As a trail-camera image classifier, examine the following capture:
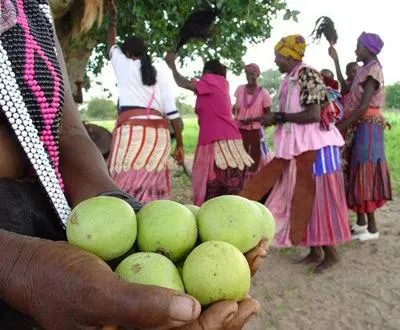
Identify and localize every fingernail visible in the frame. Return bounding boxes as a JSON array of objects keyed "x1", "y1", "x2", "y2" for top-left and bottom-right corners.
[{"x1": 170, "y1": 295, "x2": 197, "y2": 322}]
